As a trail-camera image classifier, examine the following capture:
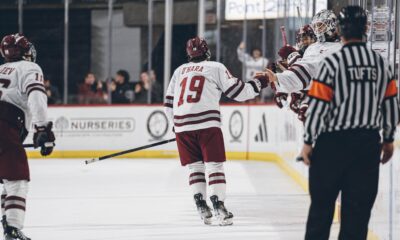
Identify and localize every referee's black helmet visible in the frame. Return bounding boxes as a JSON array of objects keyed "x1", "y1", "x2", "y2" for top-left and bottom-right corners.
[{"x1": 338, "y1": 6, "x2": 367, "y2": 40}]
